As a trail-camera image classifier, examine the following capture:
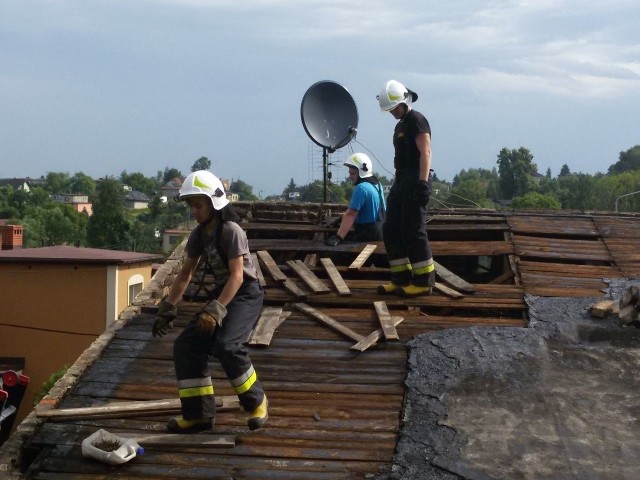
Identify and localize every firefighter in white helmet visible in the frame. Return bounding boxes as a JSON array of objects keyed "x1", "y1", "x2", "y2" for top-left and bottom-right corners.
[
  {"x1": 325, "y1": 152, "x2": 386, "y2": 245},
  {"x1": 376, "y1": 80, "x2": 435, "y2": 296},
  {"x1": 152, "y1": 170, "x2": 268, "y2": 433}
]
